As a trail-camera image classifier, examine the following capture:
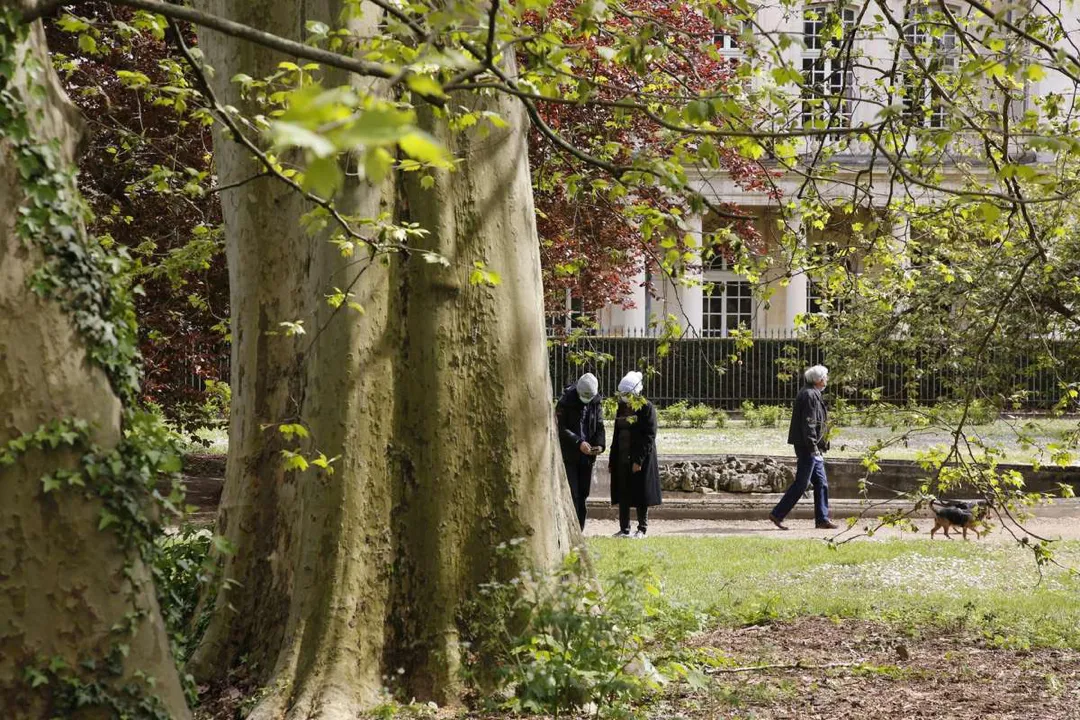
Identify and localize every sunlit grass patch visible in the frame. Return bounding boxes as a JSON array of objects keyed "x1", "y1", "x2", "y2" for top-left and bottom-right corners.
[{"x1": 590, "y1": 536, "x2": 1080, "y2": 650}]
